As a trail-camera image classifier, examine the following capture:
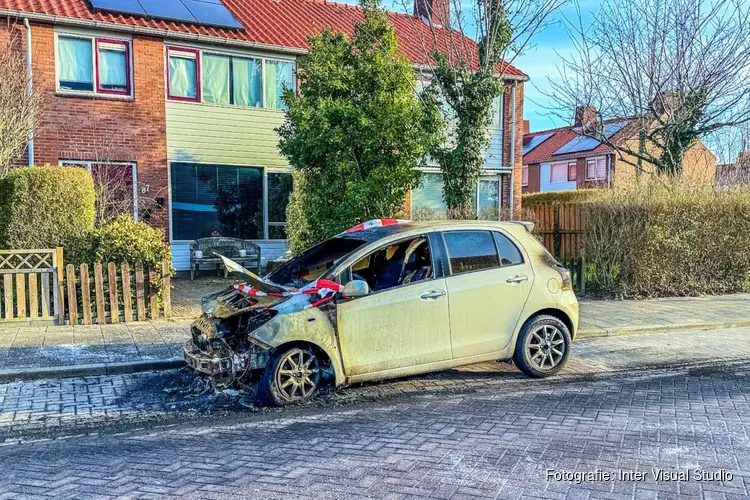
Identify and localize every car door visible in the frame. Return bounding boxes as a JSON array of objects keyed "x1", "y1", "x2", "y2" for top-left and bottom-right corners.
[
  {"x1": 442, "y1": 230, "x2": 534, "y2": 359},
  {"x1": 336, "y1": 235, "x2": 452, "y2": 377}
]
